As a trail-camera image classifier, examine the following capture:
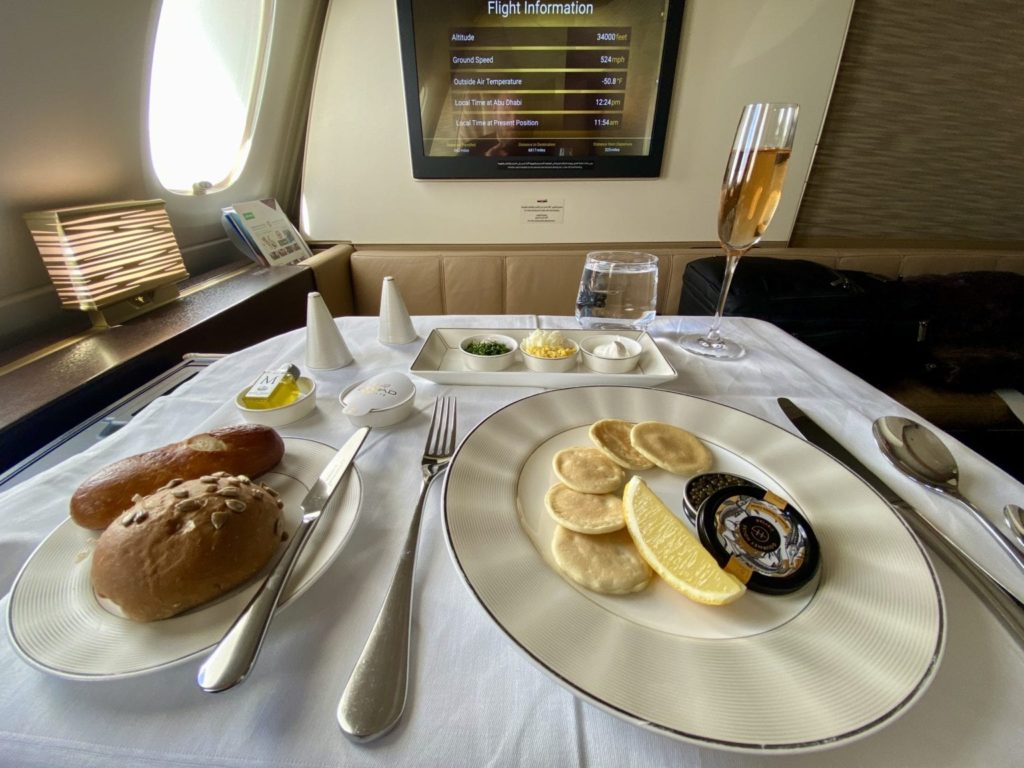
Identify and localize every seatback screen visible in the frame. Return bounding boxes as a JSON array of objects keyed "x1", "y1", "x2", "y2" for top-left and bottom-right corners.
[{"x1": 397, "y1": 0, "x2": 685, "y2": 178}]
